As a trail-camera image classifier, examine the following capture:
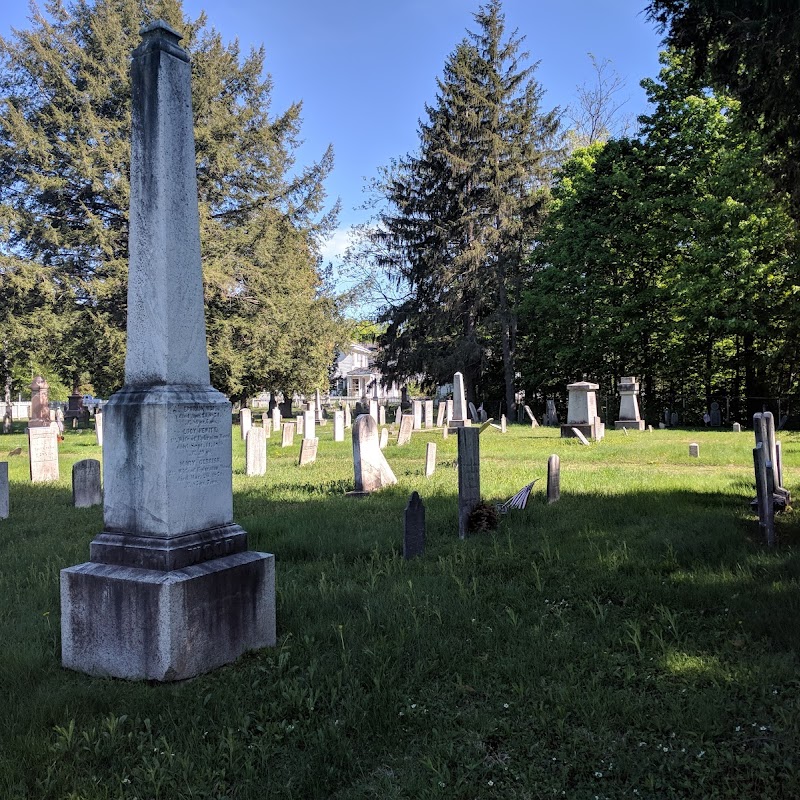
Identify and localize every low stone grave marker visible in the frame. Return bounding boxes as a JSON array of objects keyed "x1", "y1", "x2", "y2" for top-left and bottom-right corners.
[
  {"x1": 352, "y1": 414, "x2": 397, "y2": 493},
  {"x1": 425, "y1": 442, "x2": 437, "y2": 477},
  {"x1": 379, "y1": 428, "x2": 389, "y2": 450},
  {"x1": 28, "y1": 426, "x2": 59, "y2": 482},
  {"x1": 457, "y1": 427, "x2": 480, "y2": 539},
  {"x1": 689, "y1": 443, "x2": 699, "y2": 457},
  {"x1": 547, "y1": 454, "x2": 560, "y2": 504},
  {"x1": 403, "y1": 492, "x2": 425, "y2": 559},
  {"x1": 733, "y1": 422, "x2": 741, "y2": 433},
  {"x1": 442, "y1": 425, "x2": 449, "y2": 439},
  {"x1": 501, "y1": 415, "x2": 507, "y2": 433},
  {"x1": 246, "y1": 427, "x2": 267, "y2": 476},
  {"x1": 298, "y1": 437, "x2": 318, "y2": 466},
  {"x1": 72, "y1": 459, "x2": 102, "y2": 507},
  {"x1": 397, "y1": 414, "x2": 414, "y2": 446},
  {"x1": 479, "y1": 419, "x2": 494, "y2": 434},
  {"x1": 571, "y1": 427, "x2": 590, "y2": 446},
  {"x1": 281, "y1": 422, "x2": 295, "y2": 447},
  {"x1": 0, "y1": 461, "x2": 8, "y2": 519},
  {"x1": 240, "y1": 407, "x2": 251, "y2": 440}
]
